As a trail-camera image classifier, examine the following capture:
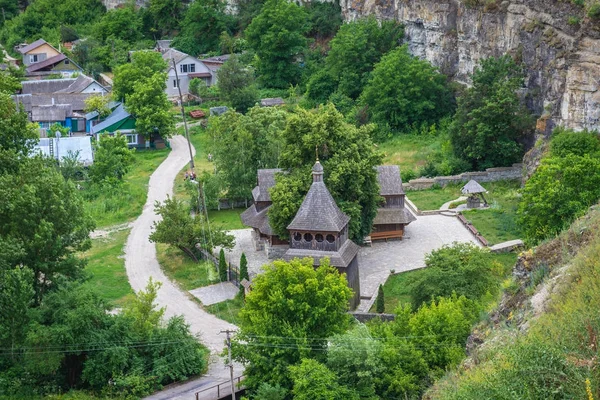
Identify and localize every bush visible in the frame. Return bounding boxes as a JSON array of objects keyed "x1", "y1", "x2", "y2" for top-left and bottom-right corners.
[
  {"x1": 408, "y1": 242, "x2": 501, "y2": 309},
  {"x1": 376, "y1": 284, "x2": 385, "y2": 313},
  {"x1": 549, "y1": 127, "x2": 600, "y2": 158},
  {"x1": 588, "y1": 3, "x2": 600, "y2": 19}
]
